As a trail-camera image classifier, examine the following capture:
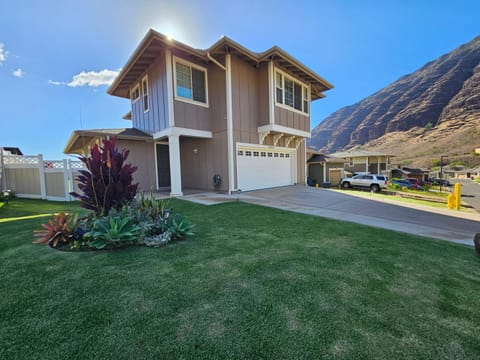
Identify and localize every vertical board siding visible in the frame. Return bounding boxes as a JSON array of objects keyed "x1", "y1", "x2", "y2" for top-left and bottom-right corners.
[
  {"x1": 131, "y1": 52, "x2": 169, "y2": 134},
  {"x1": 180, "y1": 134, "x2": 228, "y2": 192},
  {"x1": 258, "y1": 65, "x2": 269, "y2": 126},
  {"x1": 231, "y1": 55, "x2": 261, "y2": 144},
  {"x1": 296, "y1": 140, "x2": 306, "y2": 185},
  {"x1": 274, "y1": 106, "x2": 310, "y2": 132},
  {"x1": 116, "y1": 140, "x2": 156, "y2": 192}
]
